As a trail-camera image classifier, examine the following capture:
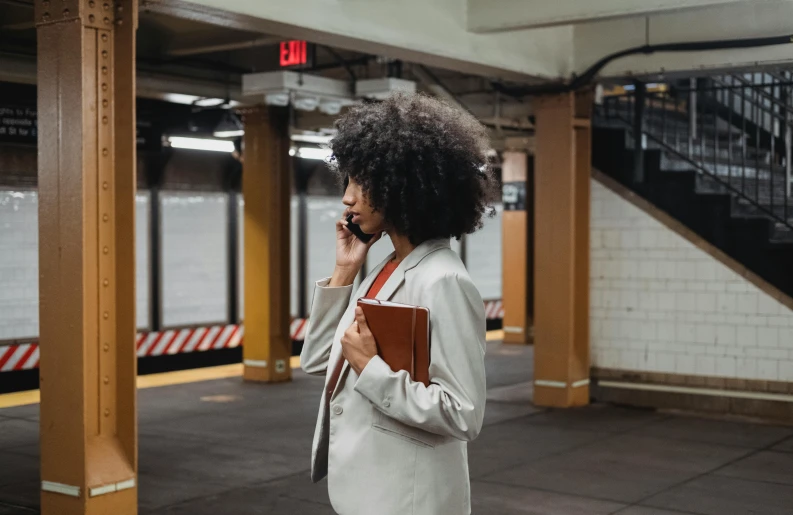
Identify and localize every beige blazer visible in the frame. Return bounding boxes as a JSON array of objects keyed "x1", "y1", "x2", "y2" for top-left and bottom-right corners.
[{"x1": 301, "y1": 238, "x2": 487, "y2": 515}]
